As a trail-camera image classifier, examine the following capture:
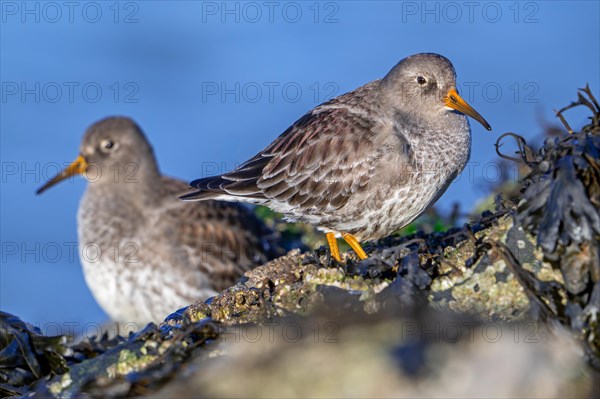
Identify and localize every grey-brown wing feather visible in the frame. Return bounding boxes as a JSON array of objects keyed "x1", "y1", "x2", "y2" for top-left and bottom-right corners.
[{"x1": 186, "y1": 107, "x2": 400, "y2": 214}]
